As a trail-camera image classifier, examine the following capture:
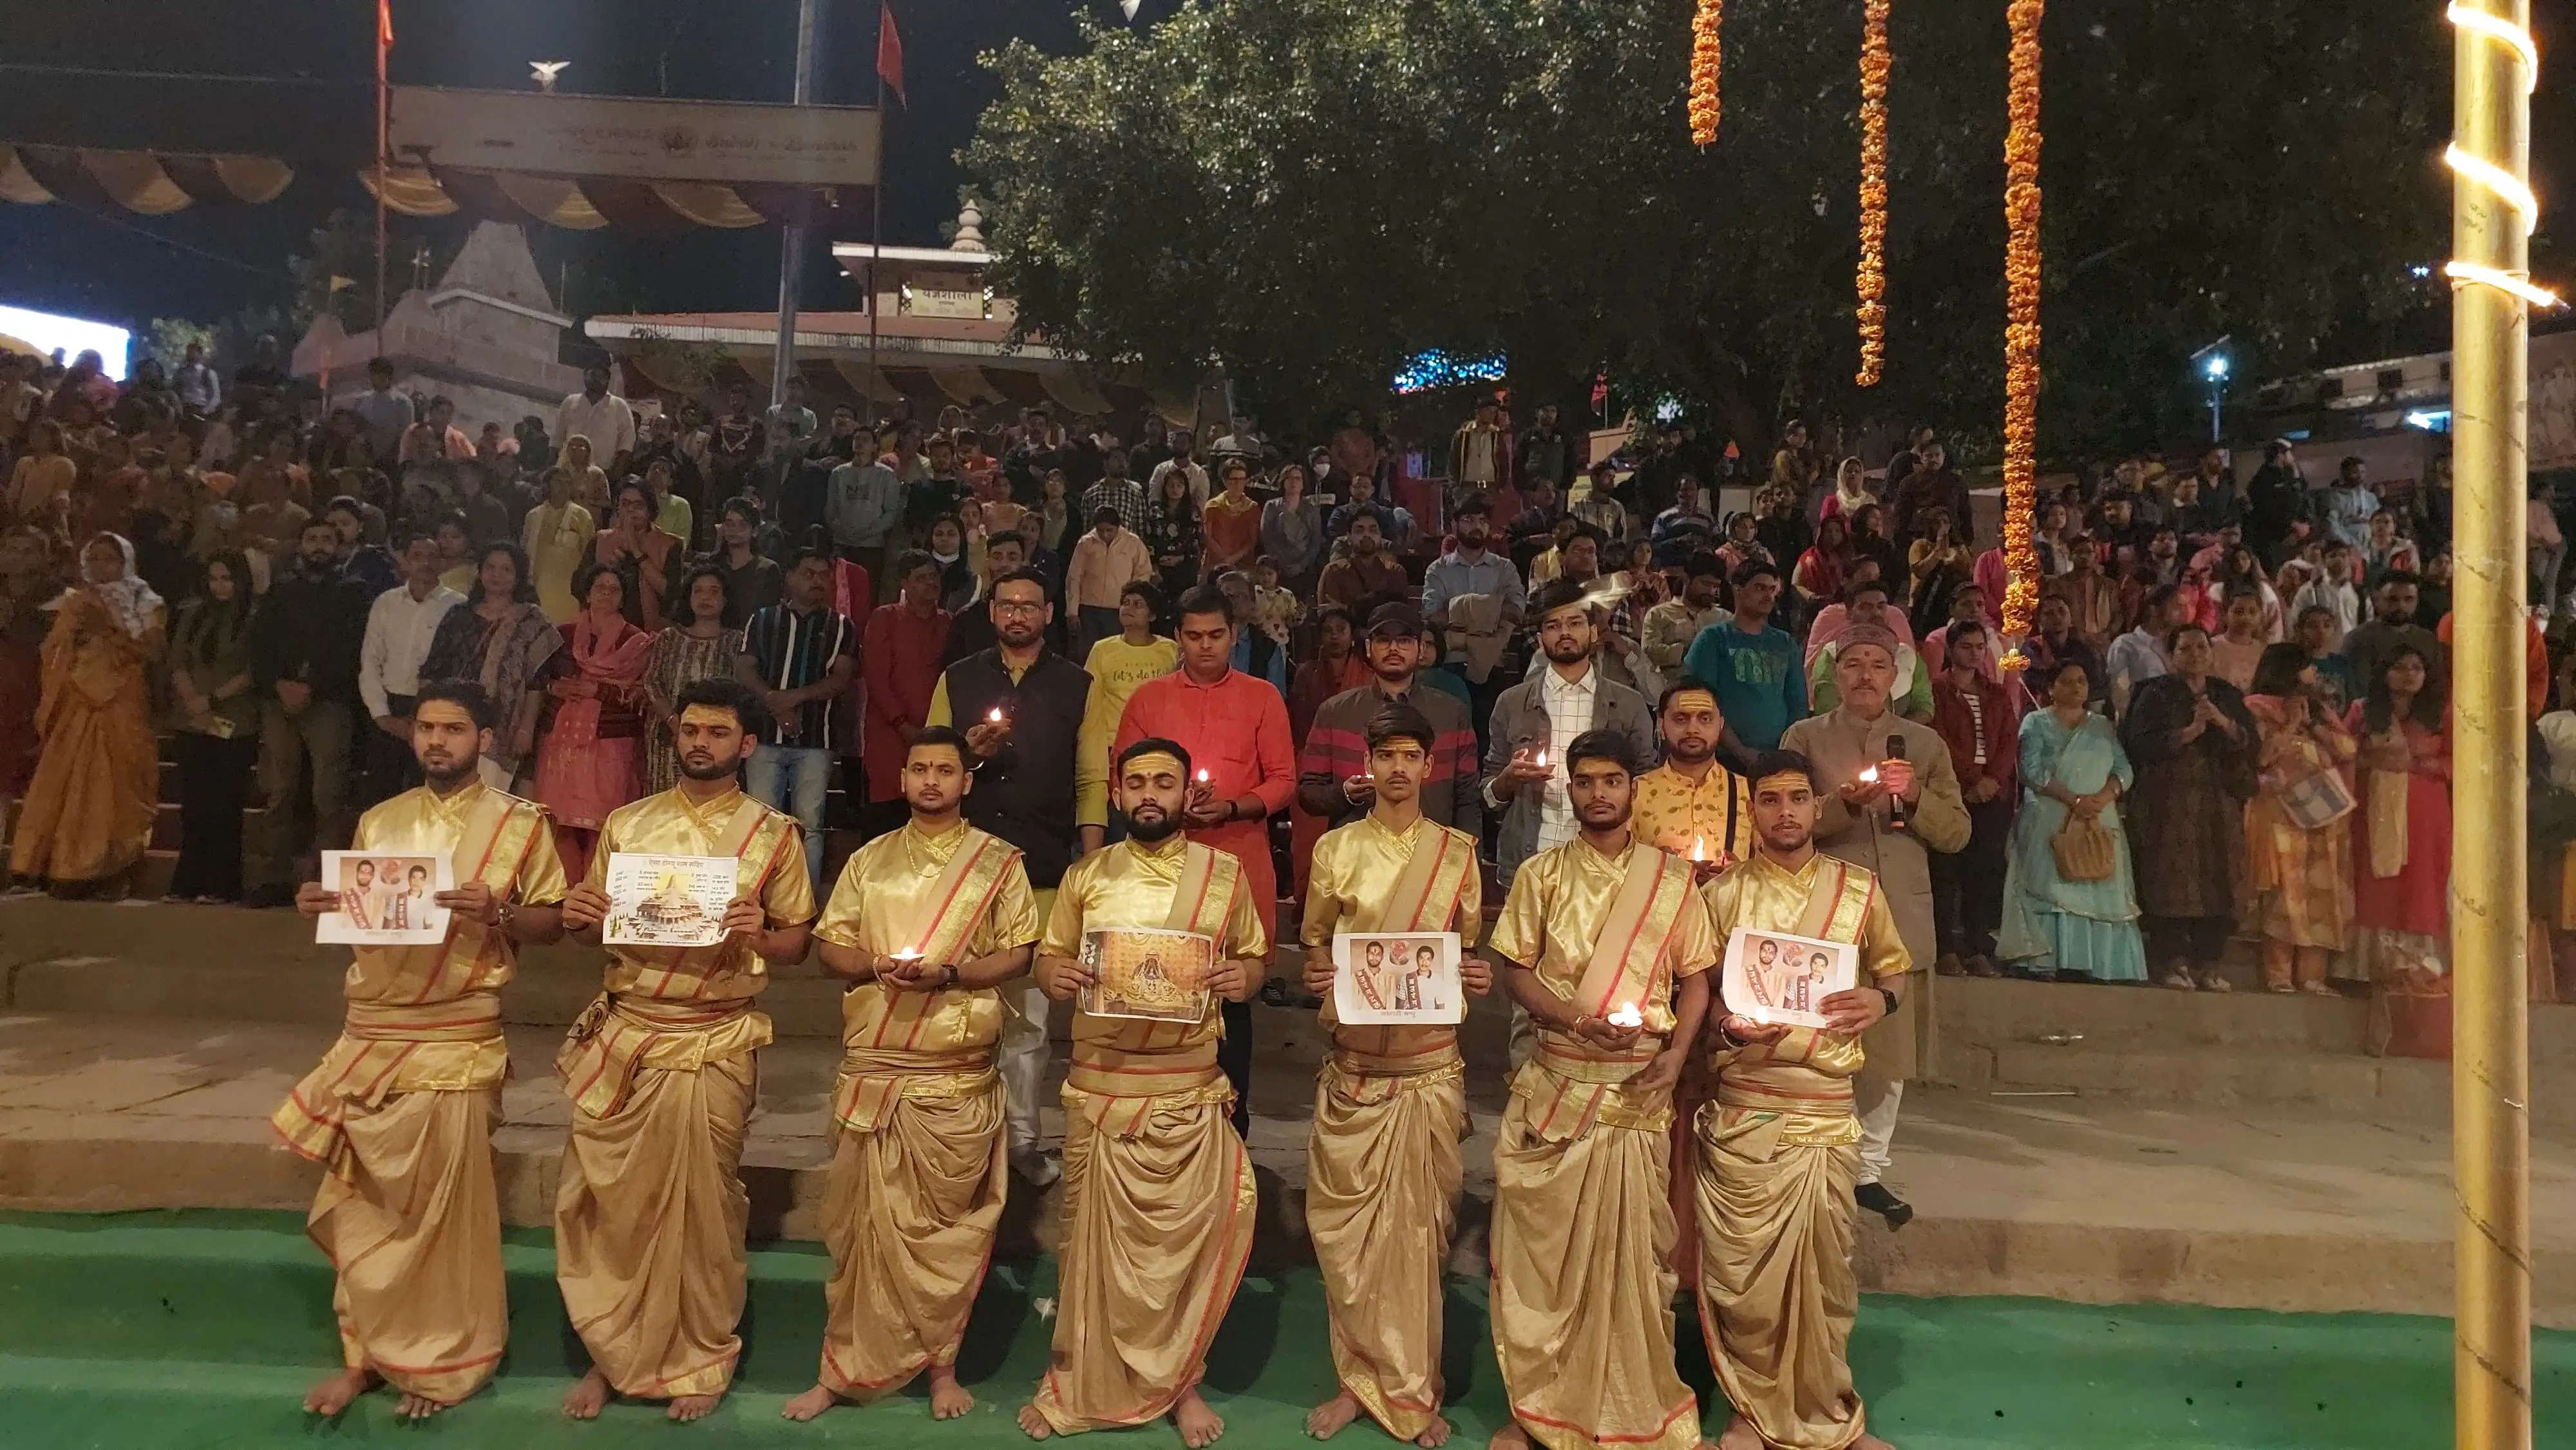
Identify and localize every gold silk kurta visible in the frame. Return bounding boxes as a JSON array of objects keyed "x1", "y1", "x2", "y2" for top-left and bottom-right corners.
[
  {"x1": 1300, "y1": 814, "x2": 1483, "y2": 1441},
  {"x1": 808, "y1": 819, "x2": 1039, "y2": 1400},
  {"x1": 1027, "y1": 836, "x2": 1268, "y2": 1435},
  {"x1": 270, "y1": 782, "x2": 567, "y2": 1405},
  {"x1": 553, "y1": 786, "x2": 813, "y2": 1402},
  {"x1": 1693, "y1": 851, "x2": 1908, "y2": 1450},
  {"x1": 1632, "y1": 762, "x2": 1757, "y2": 867},
  {"x1": 1486, "y1": 837, "x2": 1717, "y2": 1450}
]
